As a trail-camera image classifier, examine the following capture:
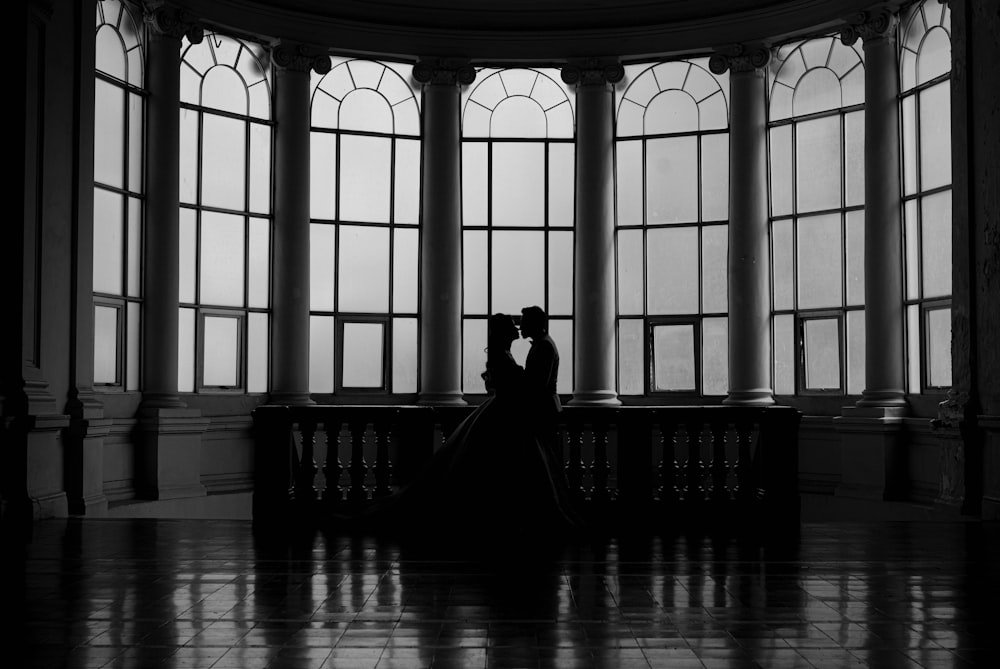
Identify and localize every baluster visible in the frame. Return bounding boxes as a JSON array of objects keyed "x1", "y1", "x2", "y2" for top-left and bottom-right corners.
[
  {"x1": 566, "y1": 421, "x2": 585, "y2": 502},
  {"x1": 734, "y1": 419, "x2": 755, "y2": 503},
  {"x1": 709, "y1": 419, "x2": 730, "y2": 502},
  {"x1": 589, "y1": 422, "x2": 612, "y2": 503},
  {"x1": 684, "y1": 418, "x2": 705, "y2": 503},
  {"x1": 656, "y1": 418, "x2": 679, "y2": 503},
  {"x1": 294, "y1": 420, "x2": 318, "y2": 504},
  {"x1": 373, "y1": 419, "x2": 393, "y2": 498},
  {"x1": 321, "y1": 421, "x2": 343, "y2": 505},
  {"x1": 348, "y1": 421, "x2": 369, "y2": 503}
]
